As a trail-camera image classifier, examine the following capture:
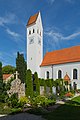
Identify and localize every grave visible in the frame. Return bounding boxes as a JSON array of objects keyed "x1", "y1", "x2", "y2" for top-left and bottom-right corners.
[{"x1": 7, "y1": 71, "x2": 25, "y2": 98}]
